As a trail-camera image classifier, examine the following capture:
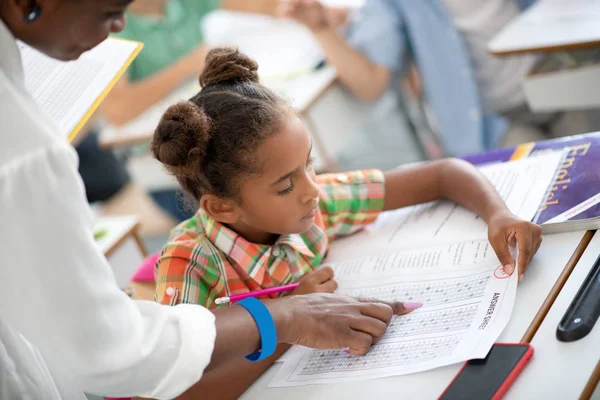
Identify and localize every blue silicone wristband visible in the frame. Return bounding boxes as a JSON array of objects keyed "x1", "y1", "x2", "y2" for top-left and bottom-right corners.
[{"x1": 237, "y1": 297, "x2": 277, "y2": 361}]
